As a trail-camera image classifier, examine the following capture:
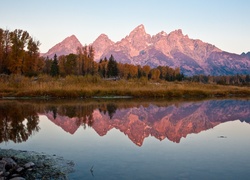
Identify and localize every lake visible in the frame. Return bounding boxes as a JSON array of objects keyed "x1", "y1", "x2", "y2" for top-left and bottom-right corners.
[{"x1": 0, "y1": 98, "x2": 250, "y2": 179}]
